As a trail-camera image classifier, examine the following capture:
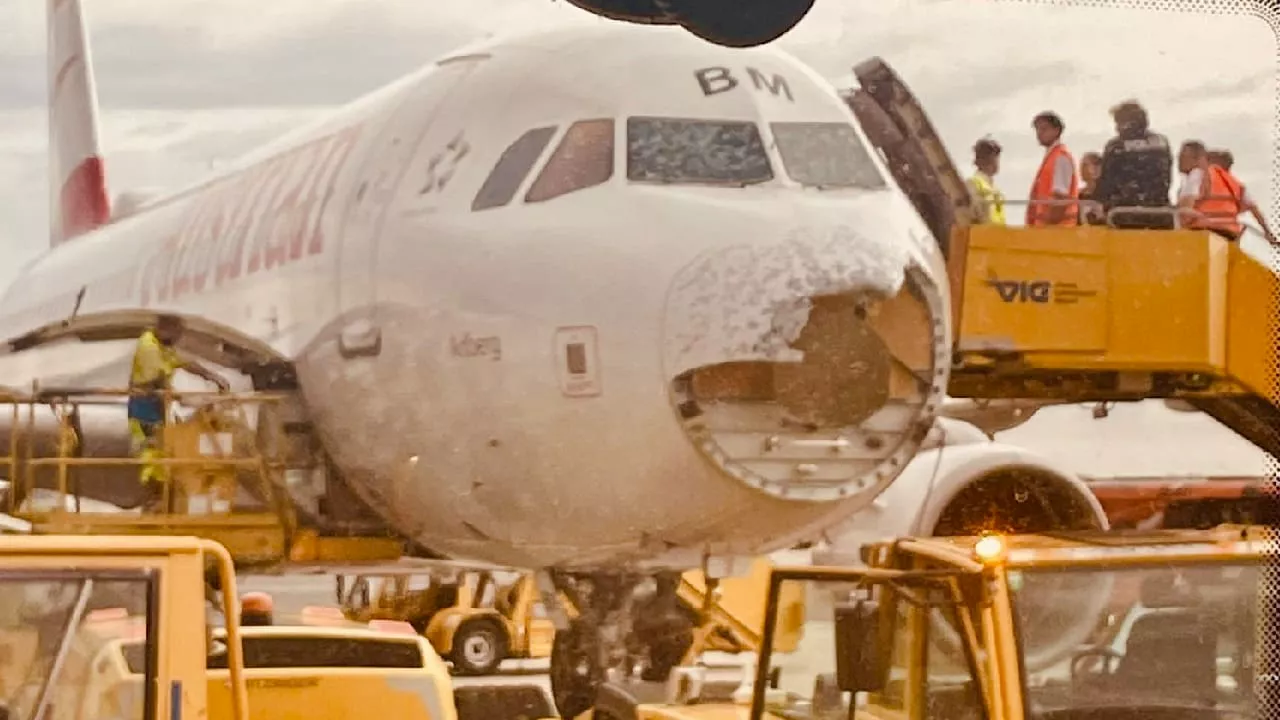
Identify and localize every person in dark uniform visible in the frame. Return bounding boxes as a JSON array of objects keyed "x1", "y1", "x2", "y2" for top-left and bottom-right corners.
[{"x1": 1090, "y1": 99, "x2": 1174, "y2": 229}]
